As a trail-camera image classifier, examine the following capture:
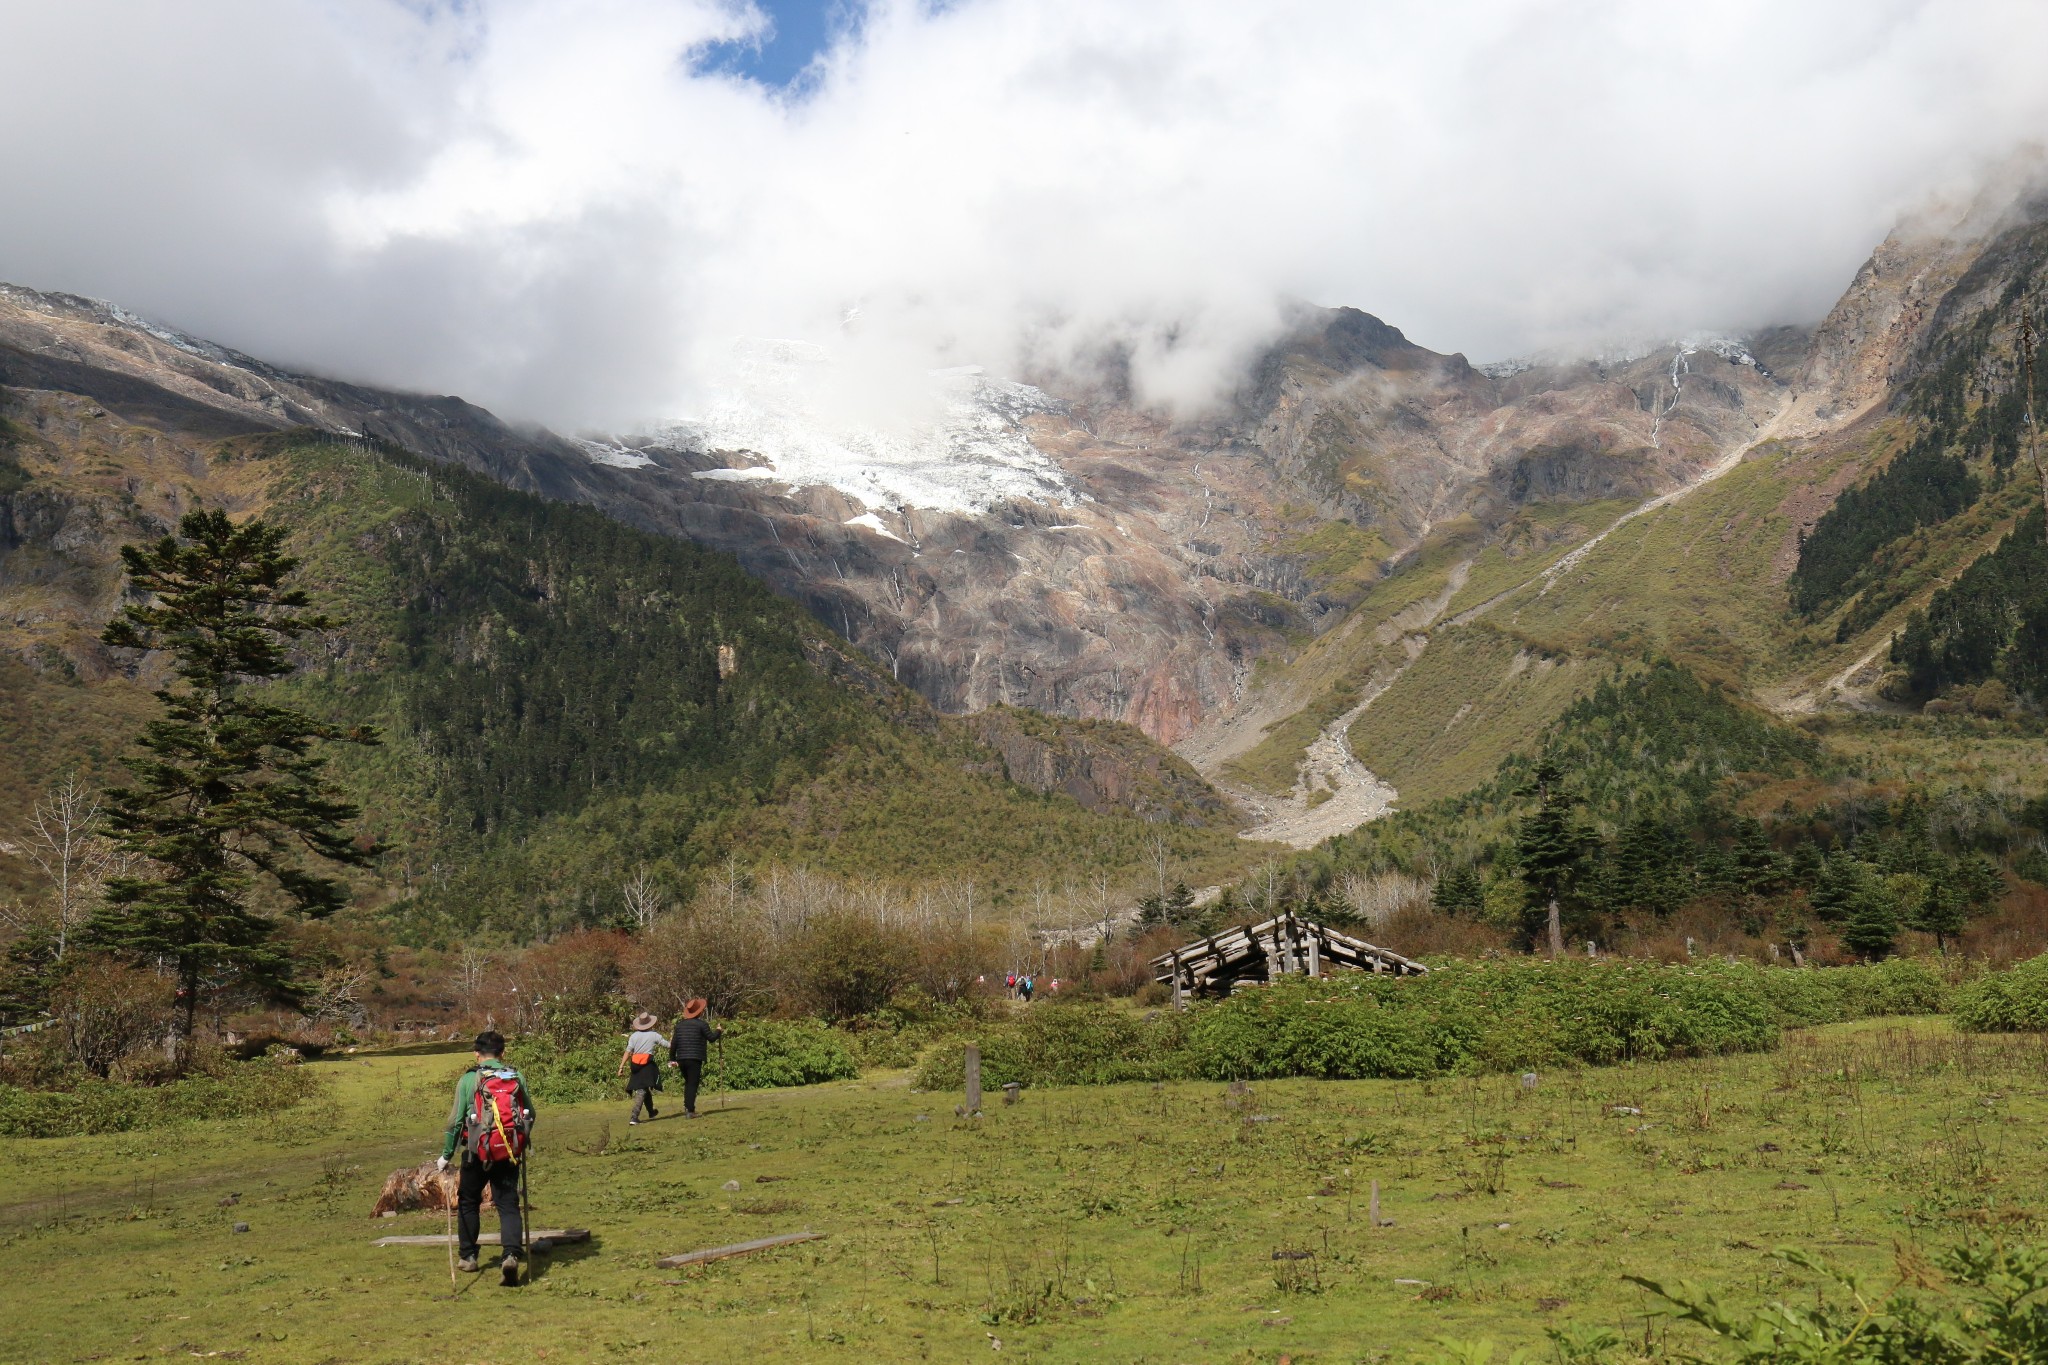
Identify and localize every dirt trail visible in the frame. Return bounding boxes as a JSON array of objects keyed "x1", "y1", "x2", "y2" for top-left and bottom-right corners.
[
  {"x1": 1229, "y1": 564, "x2": 1466, "y2": 848},
  {"x1": 1206, "y1": 382, "x2": 1821, "y2": 850}
]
